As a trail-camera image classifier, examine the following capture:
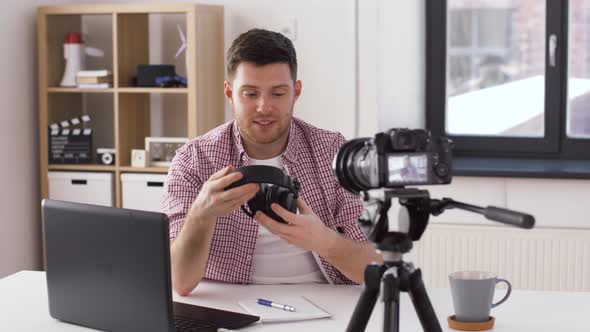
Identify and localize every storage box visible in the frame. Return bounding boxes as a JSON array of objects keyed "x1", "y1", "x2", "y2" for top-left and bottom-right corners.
[
  {"x1": 48, "y1": 171, "x2": 114, "y2": 207},
  {"x1": 121, "y1": 173, "x2": 167, "y2": 213}
]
